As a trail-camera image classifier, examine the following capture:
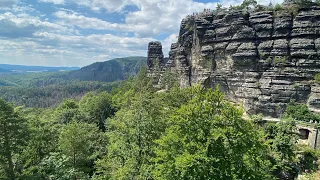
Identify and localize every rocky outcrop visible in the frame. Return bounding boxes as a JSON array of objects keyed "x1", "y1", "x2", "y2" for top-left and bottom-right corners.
[
  {"x1": 148, "y1": 6, "x2": 320, "y2": 118},
  {"x1": 147, "y1": 41, "x2": 164, "y2": 68}
]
